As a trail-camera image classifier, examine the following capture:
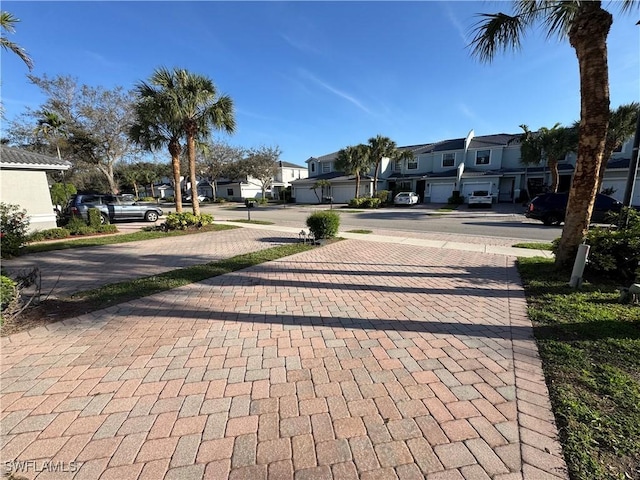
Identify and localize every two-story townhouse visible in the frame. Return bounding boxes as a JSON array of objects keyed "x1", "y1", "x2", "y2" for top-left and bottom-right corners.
[
  {"x1": 292, "y1": 130, "x2": 638, "y2": 205},
  {"x1": 271, "y1": 161, "x2": 308, "y2": 200}
]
